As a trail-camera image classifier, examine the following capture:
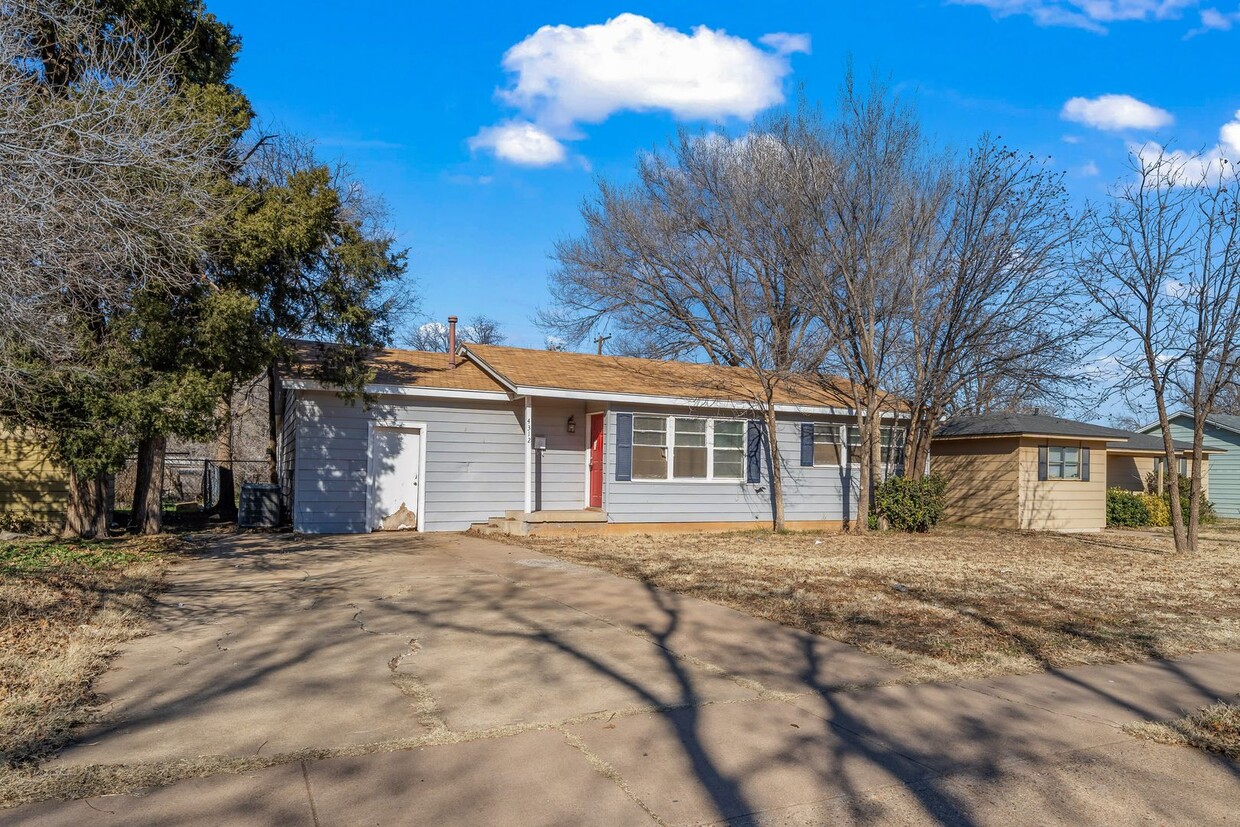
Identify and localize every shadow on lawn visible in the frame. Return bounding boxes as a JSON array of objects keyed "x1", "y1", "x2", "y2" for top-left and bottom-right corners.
[{"x1": 31, "y1": 531, "x2": 1240, "y2": 826}]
